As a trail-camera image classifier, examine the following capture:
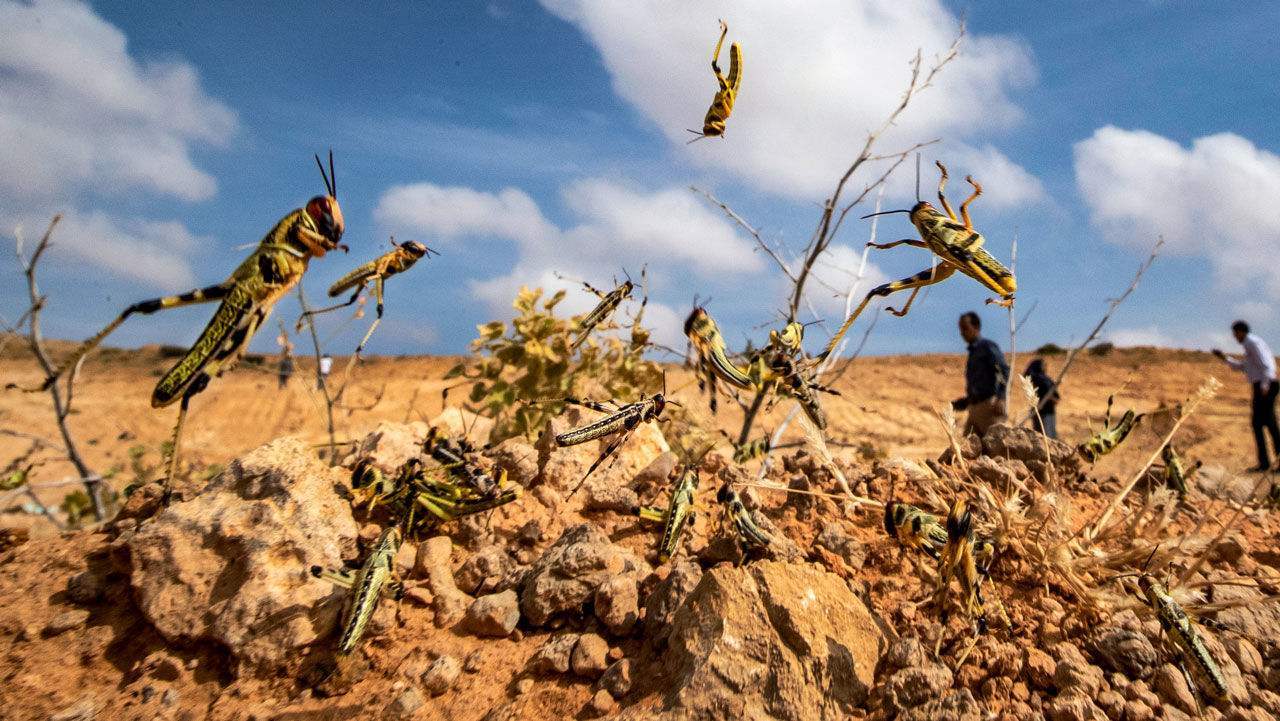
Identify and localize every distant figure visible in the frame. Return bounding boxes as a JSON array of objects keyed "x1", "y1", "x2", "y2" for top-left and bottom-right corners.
[
  {"x1": 951, "y1": 311, "x2": 1010, "y2": 437},
  {"x1": 277, "y1": 349, "x2": 294, "y2": 390},
  {"x1": 1024, "y1": 358, "x2": 1060, "y2": 439},
  {"x1": 1213, "y1": 320, "x2": 1279, "y2": 472},
  {"x1": 319, "y1": 353, "x2": 333, "y2": 390}
]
